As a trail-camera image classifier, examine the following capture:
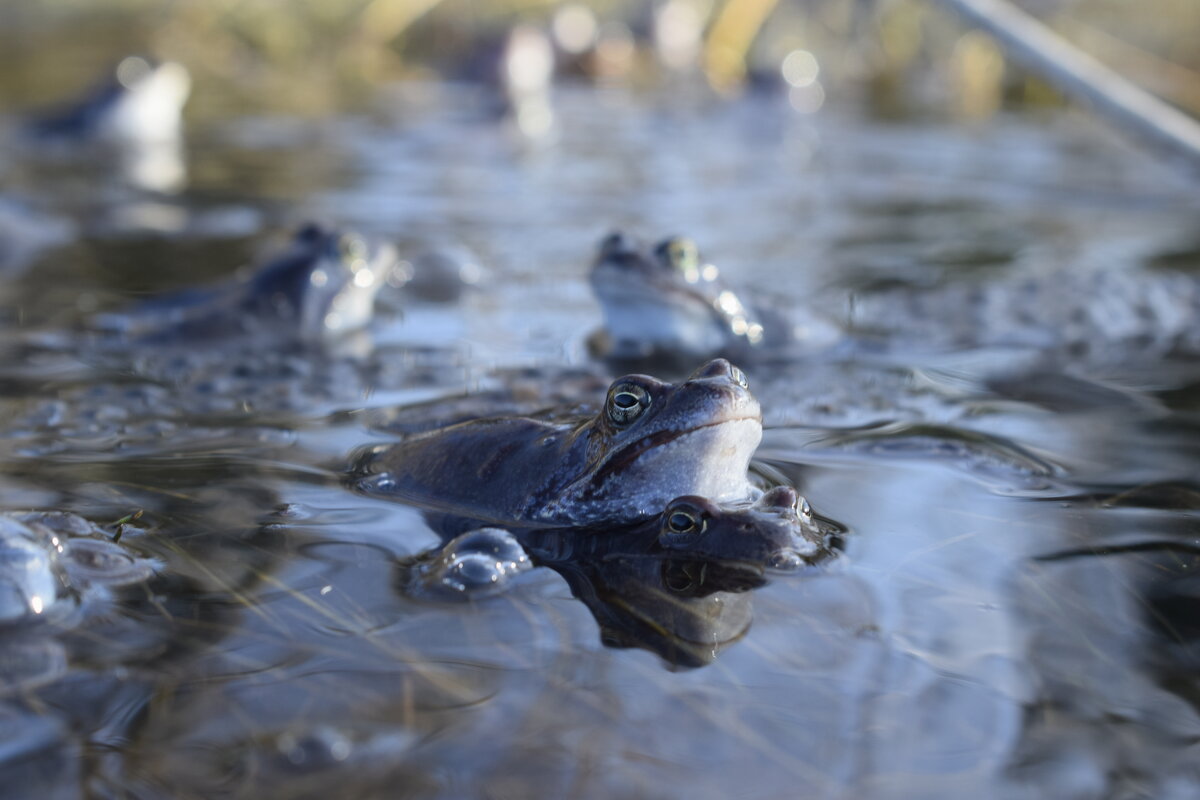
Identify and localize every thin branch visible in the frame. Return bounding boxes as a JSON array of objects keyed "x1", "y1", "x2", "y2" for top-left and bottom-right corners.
[{"x1": 936, "y1": 0, "x2": 1200, "y2": 172}]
